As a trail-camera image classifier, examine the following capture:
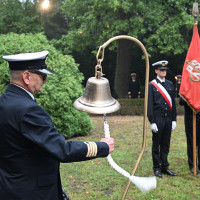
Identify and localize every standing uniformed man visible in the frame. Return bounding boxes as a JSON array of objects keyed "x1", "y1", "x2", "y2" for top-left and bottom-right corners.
[
  {"x1": 148, "y1": 60, "x2": 177, "y2": 178},
  {"x1": 175, "y1": 75, "x2": 182, "y2": 97},
  {"x1": 179, "y1": 97, "x2": 200, "y2": 173},
  {"x1": 128, "y1": 73, "x2": 140, "y2": 98},
  {"x1": 0, "y1": 51, "x2": 114, "y2": 200}
]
